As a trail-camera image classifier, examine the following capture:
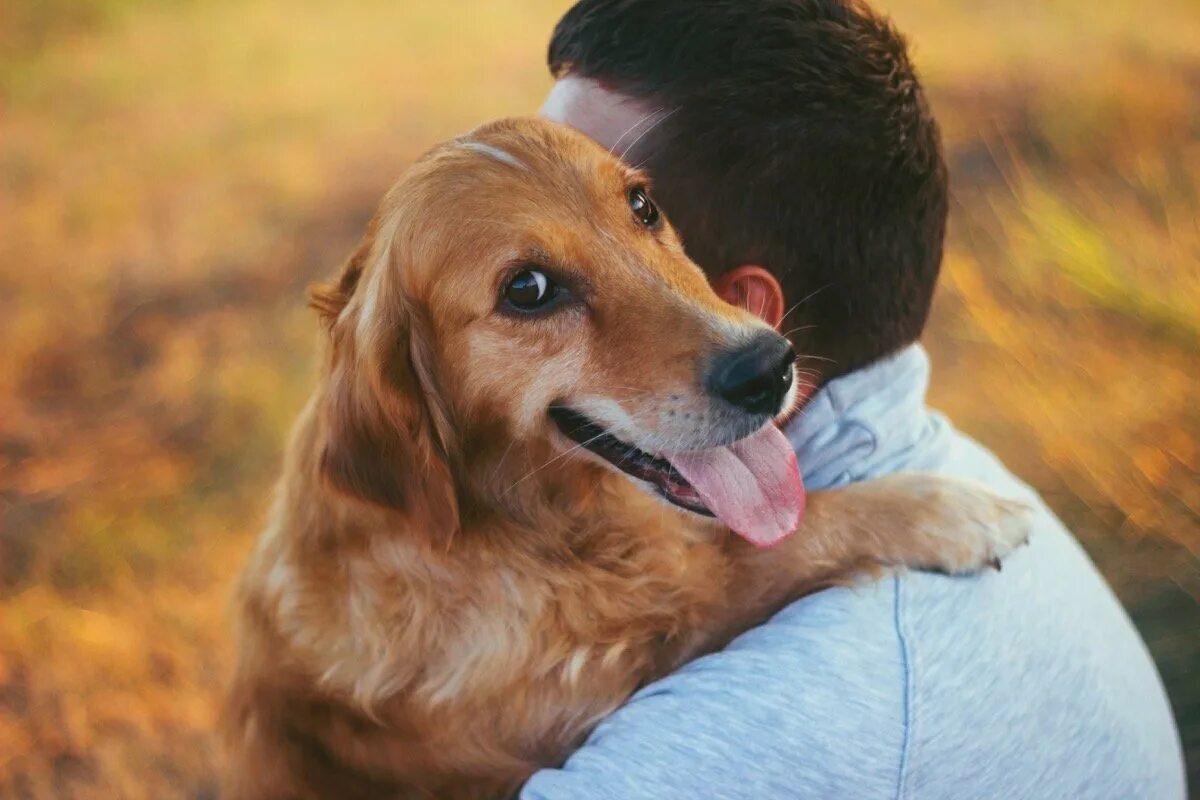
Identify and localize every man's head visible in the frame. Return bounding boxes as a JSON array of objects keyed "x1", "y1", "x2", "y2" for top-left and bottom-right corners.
[{"x1": 541, "y1": 0, "x2": 948, "y2": 381}]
